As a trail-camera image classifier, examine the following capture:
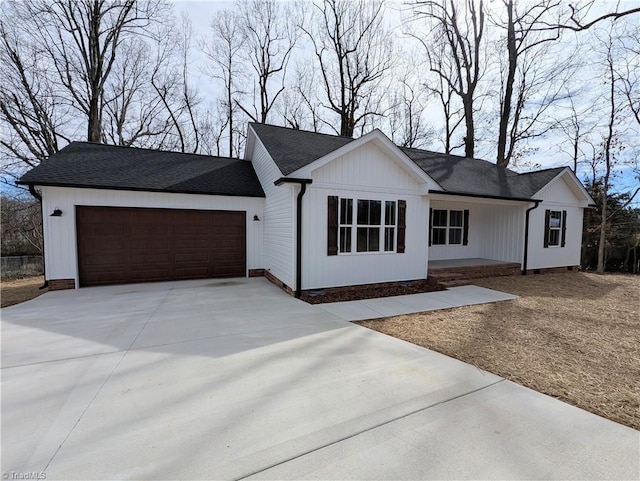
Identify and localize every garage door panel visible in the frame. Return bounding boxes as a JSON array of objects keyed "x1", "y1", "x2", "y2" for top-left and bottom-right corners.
[{"x1": 76, "y1": 206, "x2": 246, "y2": 286}]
